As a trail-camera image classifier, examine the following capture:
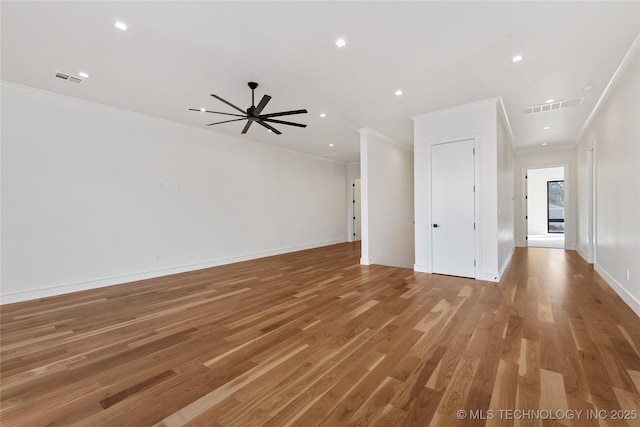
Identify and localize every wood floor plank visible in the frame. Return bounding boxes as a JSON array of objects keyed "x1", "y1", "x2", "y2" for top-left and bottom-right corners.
[{"x1": 1, "y1": 244, "x2": 640, "y2": 425}]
